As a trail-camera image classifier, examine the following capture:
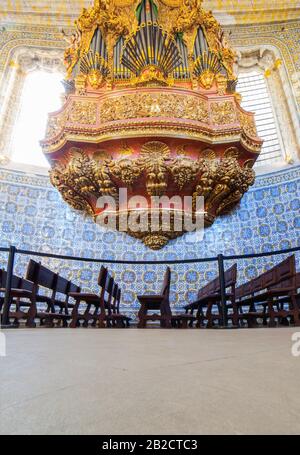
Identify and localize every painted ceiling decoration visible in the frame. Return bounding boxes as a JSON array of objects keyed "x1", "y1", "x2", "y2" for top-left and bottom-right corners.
[
  {"x1": 0, "y1": 1, "x2": 299, "y2": 26},
  {"x1": 41, "y1": 0, "x2": 263, "y2": 249}
]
